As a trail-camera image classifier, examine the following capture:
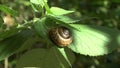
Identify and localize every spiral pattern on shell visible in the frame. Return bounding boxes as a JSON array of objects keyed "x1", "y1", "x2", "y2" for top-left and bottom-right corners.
[{"x1": 49, "y1": 26, "x2": 72, "y2": 47}]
